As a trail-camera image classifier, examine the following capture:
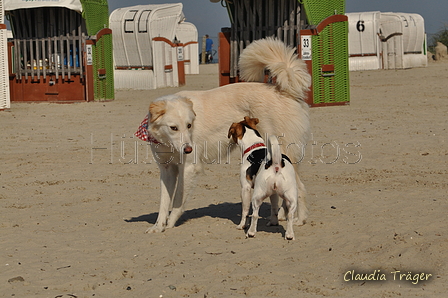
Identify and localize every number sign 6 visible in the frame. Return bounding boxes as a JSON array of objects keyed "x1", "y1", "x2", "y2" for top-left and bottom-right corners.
[{"x1": 356, "y1": 20, "x2": 365, "y2": 32}]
